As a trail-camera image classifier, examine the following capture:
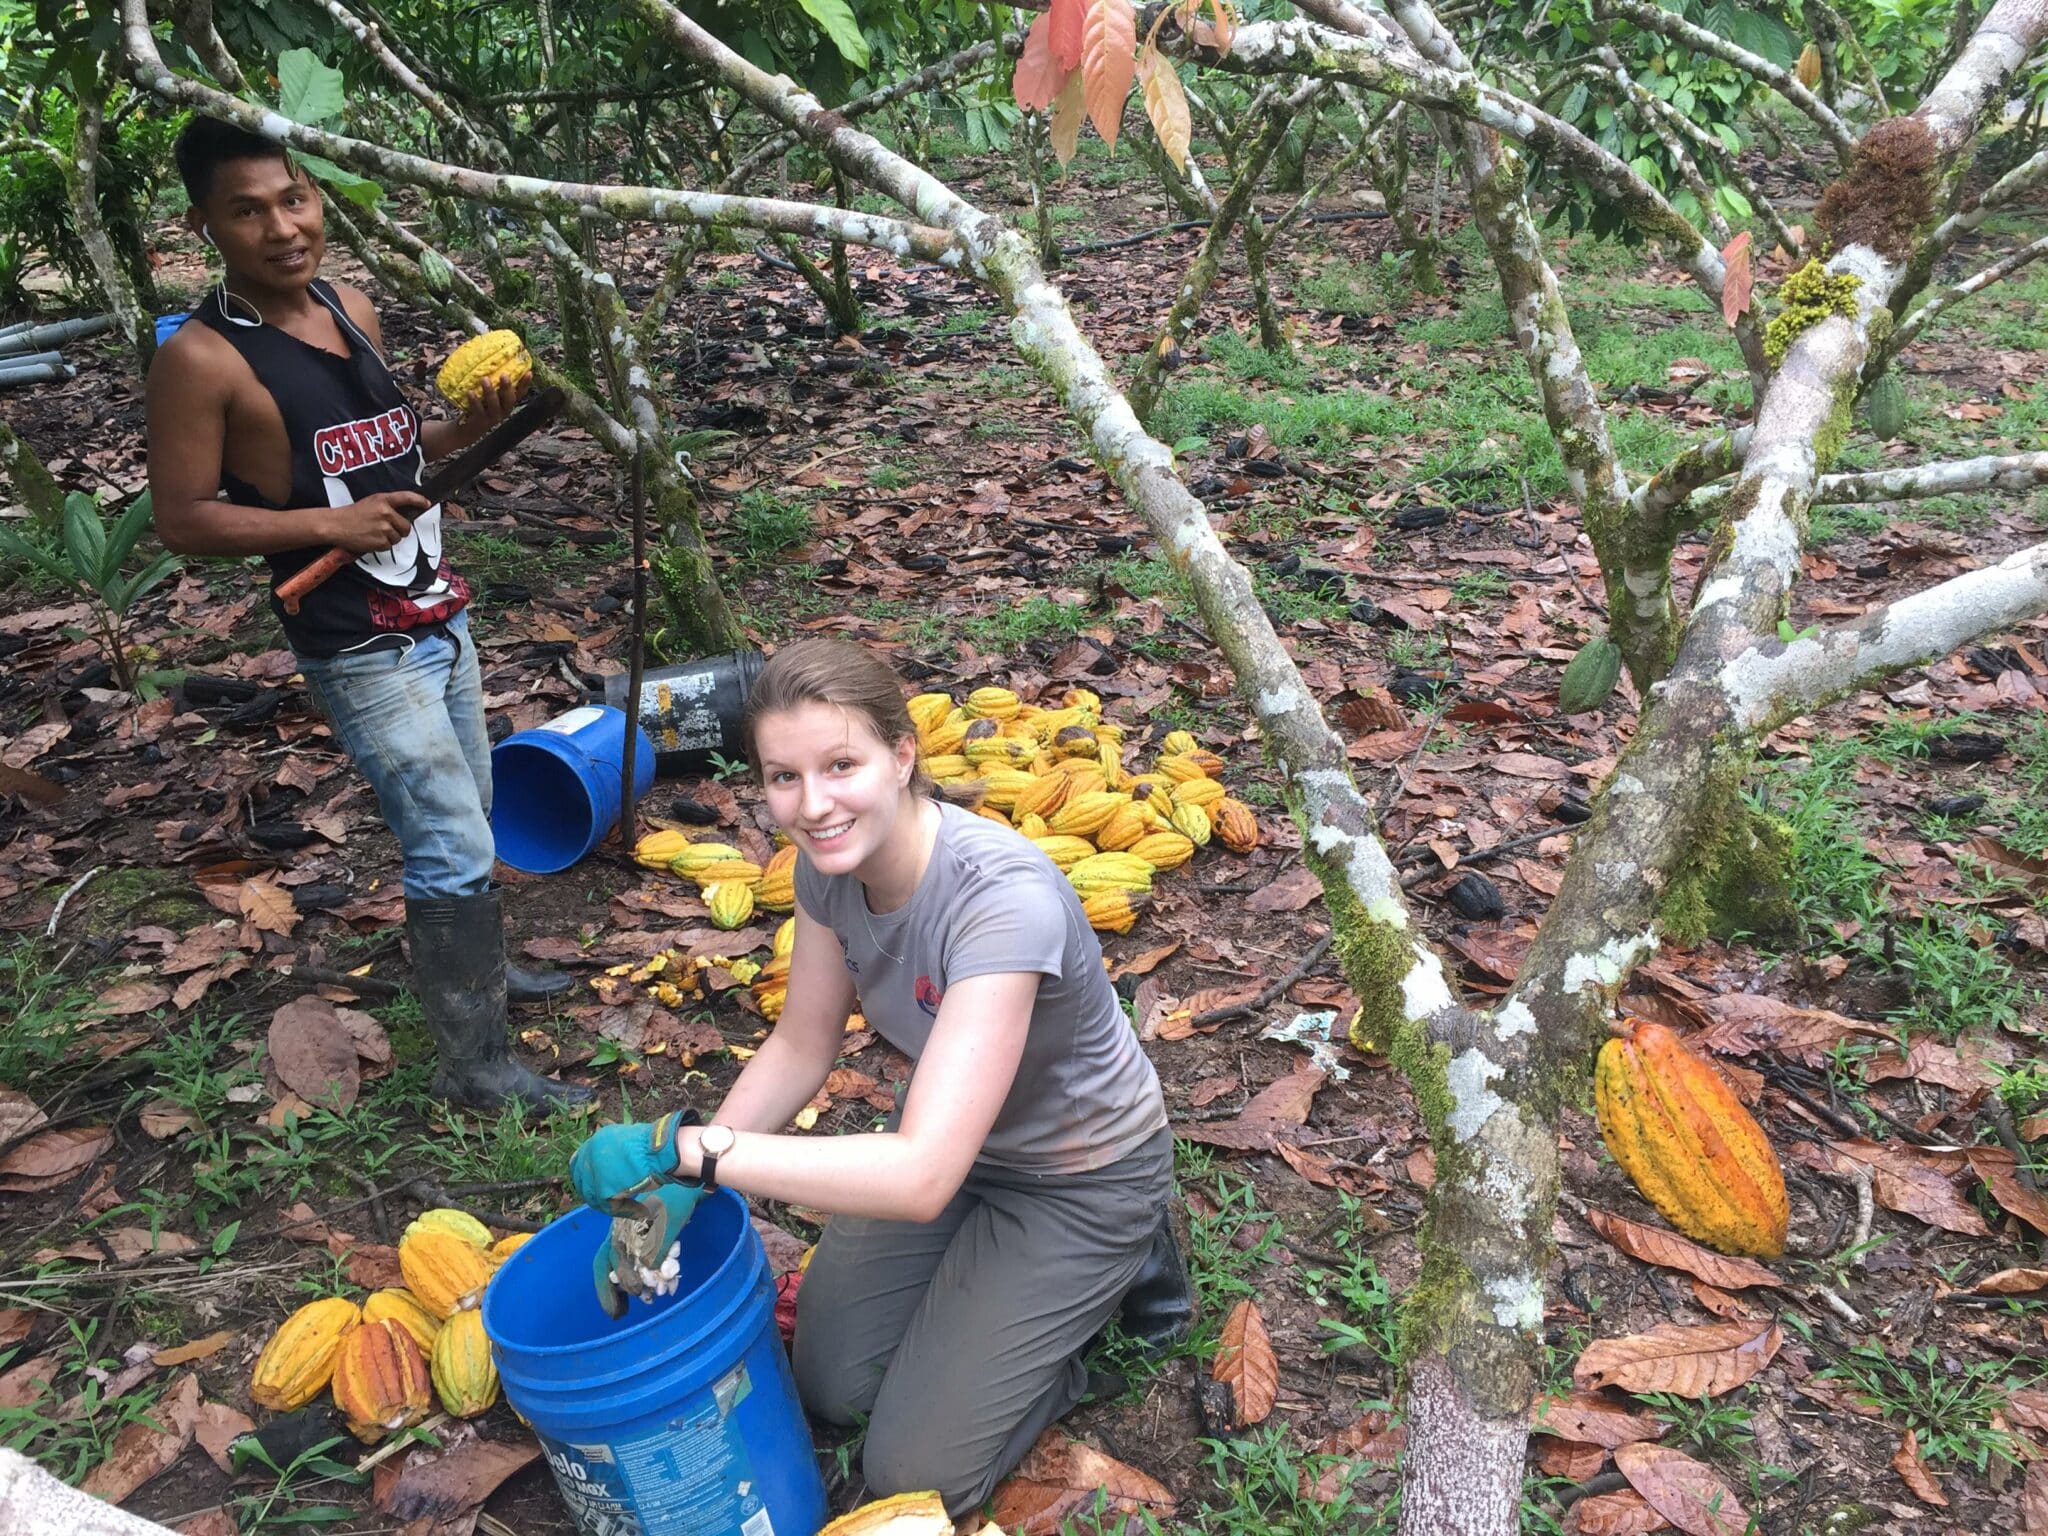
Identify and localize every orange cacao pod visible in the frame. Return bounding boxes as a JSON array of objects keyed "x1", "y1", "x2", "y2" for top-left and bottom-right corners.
[
  {"x1": 331, "y1": 1317, "x2": 433, "y2": 1442},
  {"x1": 1212, "y1": 798, "x2": 1260, "y2": 853}
]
